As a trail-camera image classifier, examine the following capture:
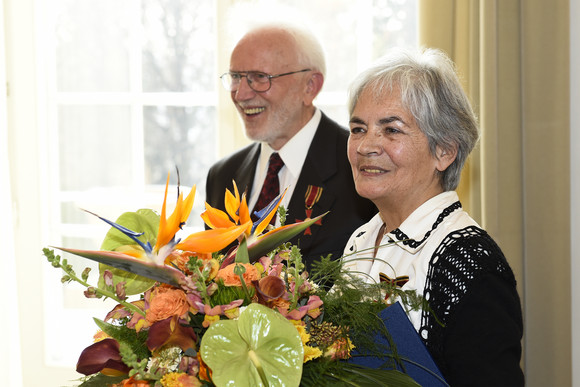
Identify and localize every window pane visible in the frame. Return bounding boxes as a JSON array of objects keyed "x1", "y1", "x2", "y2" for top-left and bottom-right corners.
[
  {"x1": 56, "y1": 0, "x2": 132, "y2": 92},
  {"x1": 144, "y1": 105, "x2": 217, "y2": 225},
  {"x1": 142, "y1": 0, "x2": 216, "y2": 92},
  {"x1": 372, "y1": 0, "x2": 418, "y2": 56},
  {"x1": 58, "y1": 105, "x2": 133, "y2": 190}
]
